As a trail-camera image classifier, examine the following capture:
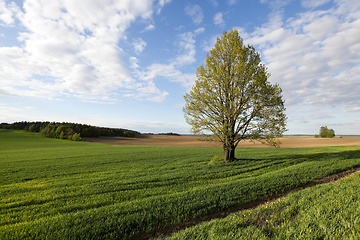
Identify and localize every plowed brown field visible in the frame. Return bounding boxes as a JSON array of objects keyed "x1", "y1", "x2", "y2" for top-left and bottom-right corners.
[{"x1": 82, "y1": 135, "x2": 360, "y2": 147}]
